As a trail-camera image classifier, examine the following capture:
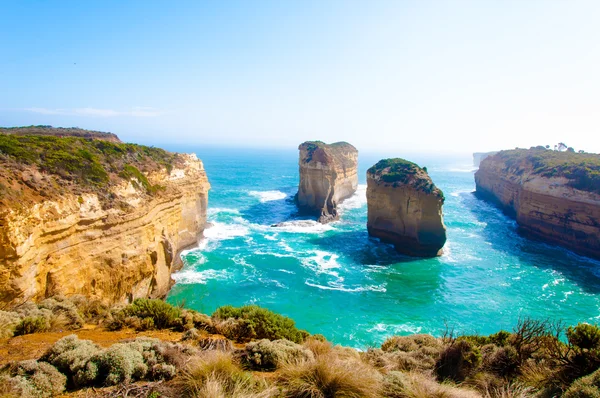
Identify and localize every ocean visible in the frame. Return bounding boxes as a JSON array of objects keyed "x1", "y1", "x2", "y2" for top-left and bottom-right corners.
[{"x1": 164, "y1": 146, "x2": 600, "y2": 348}]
